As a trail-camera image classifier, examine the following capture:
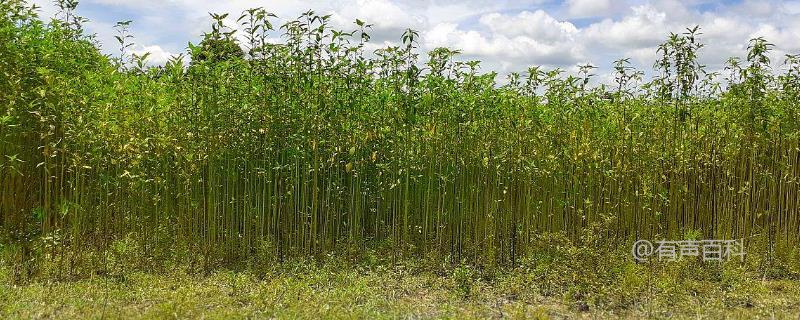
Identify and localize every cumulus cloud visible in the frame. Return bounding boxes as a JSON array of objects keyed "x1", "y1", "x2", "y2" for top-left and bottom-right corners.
[
  {"x1": 565, "y1": 0, "x2": 615, "y2": 18},
  {"x1": 130, "y1": 45, "x2": 176, "y2": 65},
  {"x1": 24, "y1": 0, "x2": 800, "y2": 78},
  {"x1": 425, "y1": 22, "x2": 579, "y2": 63},
  {"x1": 424, "y1": 10, "x2": 584, "y2": 70},
  {"x1": 479, "y1": 10, "x2": 578, "y2": 41},
  {"x1": 337, "y1": 0, "x2": 422, "y2": 30},
  {"x1": 785, "y1": 1, "x2": 800, "y2": 14},
  {"x1": 583, "y1": 5, "x2": 670, "y2": 49}
]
